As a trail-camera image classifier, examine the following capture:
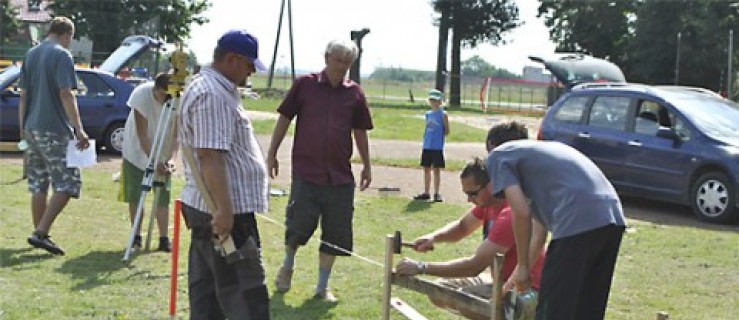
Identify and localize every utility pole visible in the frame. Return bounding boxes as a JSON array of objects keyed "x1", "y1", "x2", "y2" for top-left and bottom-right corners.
[
  {"x1": 728, "y1": 29, "x2": 733, "y2": 99},
  {"x1": 675, "y1": 32, "x2": 681, "y2": 85},
  {"x1": 268, "y1": 0, "x2": 295, "y2": 88}
]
